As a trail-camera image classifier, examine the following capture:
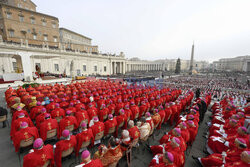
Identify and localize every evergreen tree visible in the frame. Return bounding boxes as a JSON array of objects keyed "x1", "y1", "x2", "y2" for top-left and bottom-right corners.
[{"x1": 175, "y1": 58, "x2": 181, "y2": 74}]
